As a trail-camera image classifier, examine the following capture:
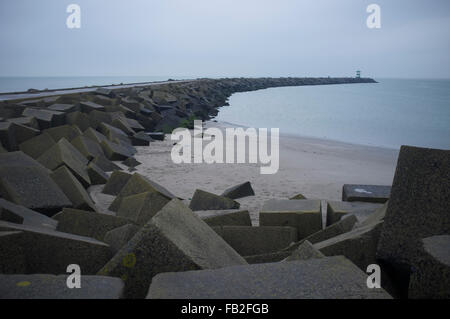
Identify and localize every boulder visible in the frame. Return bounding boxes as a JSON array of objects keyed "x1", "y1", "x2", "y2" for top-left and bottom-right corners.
[
  {"x1": 212, "y1": 226, "x2": 297, "y2": 256},
  {"x1": 259, "y1": 199, "x2": 322, "y2": 240},
  {"x1": 87, "y1": 162, "x2": 109, "y2": 185},
  {"x1": 122, "y1": 157, "x2": 141, "y2": 168},
  {"x1": 117, "y1": 191, "x2": 170, "y2": 226},
  {"x1": 37, "y1": 138, "x2": 91, "y2": 187},
  {"x1": 91, "y1": 155, "x2": 122, "y2": 172},
  {"x1": 102, "y1": 171, "x2": 132, "y2": 195},
  {"x1": 342, "y1": 184, "x2": 391, "y2": 203},
  {"x1": 221, "y1": 181, "x2": 255, "y2": 199},
  {"x1": 97, "y1": 199, "x2": 246, "y2": 299},
  {"x1": 147, "y1": 256, "x2": 392, "y2": 299},
  {"x1": 189, "y1": 189, "x2": 240, "y2": 211},
  {"x1": 108, "y1": 173, "x2": 176, "y2": 212},
  {"x1": 409, "y1": 235, "x2": 450, "y2": 299},
  {"x1": 71, "y1": 135, "x2": 104, "y2": 160},
  {"x1": 50, "y1": 166, "x2": 96, "y2": 211},
  {"x1": 103, "y1": 224, "x2": 140, "y2": 254},
  {"x1": 283, "y1": 240, "x2": 325, "y2": 261},
  {"x1": 53, "y1": 208, "x2": 130, "y2": 241},
  {"x1": 0, "y1": 198, "x2": 57, "y2": 229},
  {"x1": 0, "y1": 221, "x2": 112, "y2": 274},
  {"x1": 43, "y1": 124, "x2": 82, "y2": 142},
  {"x1": 0, "y1": 231, "x2": 27, "y2": 273},
  {"x1": 377, "y1": 146, "x2": 450, "y2": 286},
  {"x1": 326, "y1": 201, "x2": 383, "y2": 226},
  {"x1": 0, "y1": 166, "x2": 72, "y2": 216},
  {"x1": 19, "y1": 132, "x2": 55, "y2": 159},
  {"x1": 195, "y1": 209, "x2": 252, "y2": 227},
  {"x1": 0, "y1": 121, "x2": 40, "y2": 151},
  {"x1": 0, "y1": 274, "x2": 124, "y2": 299}
]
